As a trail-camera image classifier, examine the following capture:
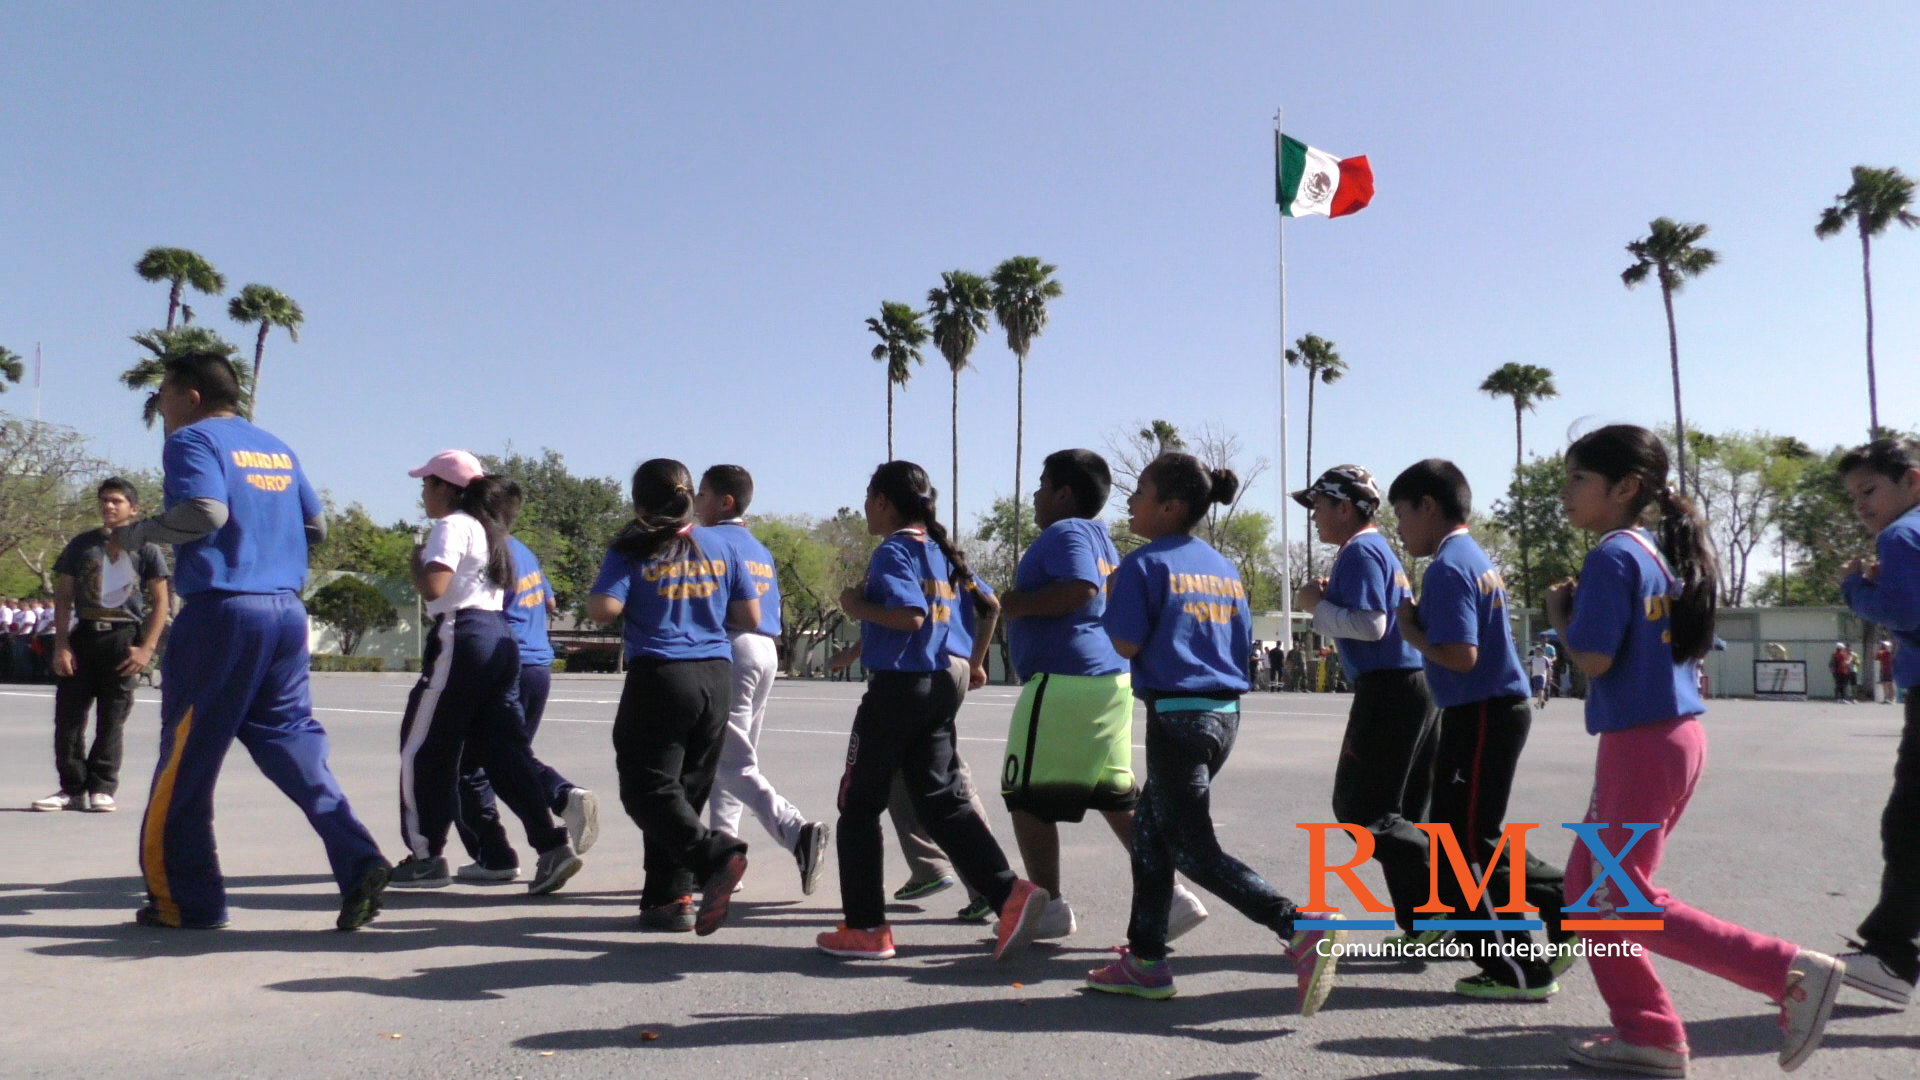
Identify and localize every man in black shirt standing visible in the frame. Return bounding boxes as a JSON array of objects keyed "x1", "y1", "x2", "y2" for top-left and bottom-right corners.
[{"x1": 30, "y1": 478, "x2": 171, "y2": 813}]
